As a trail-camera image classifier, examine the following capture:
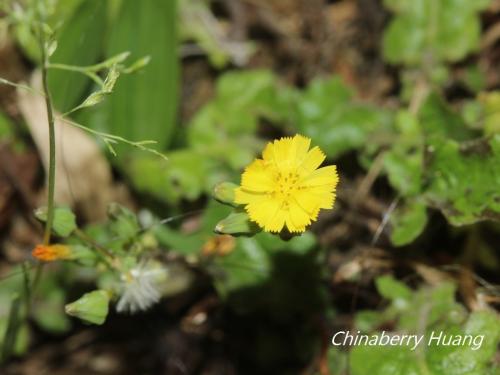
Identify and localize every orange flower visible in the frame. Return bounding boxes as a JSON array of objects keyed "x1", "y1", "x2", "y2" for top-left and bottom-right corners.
[{"x1": 32, "y1": 244, "x2": 71, "y2": 262}]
